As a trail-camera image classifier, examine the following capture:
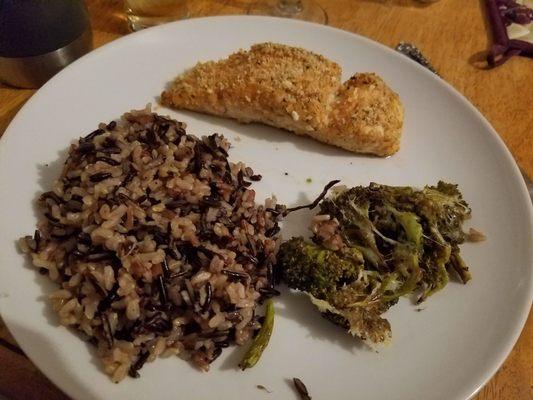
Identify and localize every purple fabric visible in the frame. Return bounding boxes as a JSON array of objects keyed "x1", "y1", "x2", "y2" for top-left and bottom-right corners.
[{"x1": 486, "y1": 0, "x2": 533, "y2": 66}]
